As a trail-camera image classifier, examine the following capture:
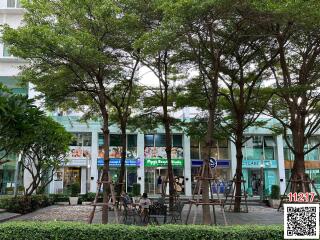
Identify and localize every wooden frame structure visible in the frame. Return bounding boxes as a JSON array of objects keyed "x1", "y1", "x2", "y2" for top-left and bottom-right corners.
[
  {"x1": 185, "y1": 165, "x2": 227, "y2": 225},
  {"x1": 224, "y1": 173, "x2": 248, "y2": 213},
  {"x1": 278, "y1": 173, "x2": 320, "y2": 211},
  {"x1": 88, "y1": 172, "x2": 119, "y2": 224}
]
